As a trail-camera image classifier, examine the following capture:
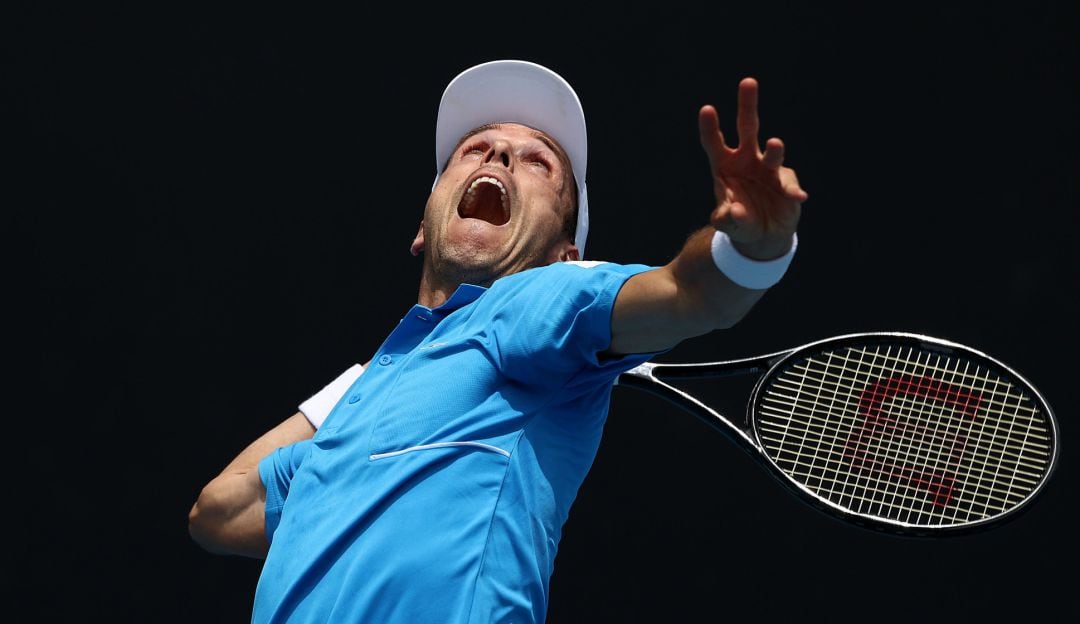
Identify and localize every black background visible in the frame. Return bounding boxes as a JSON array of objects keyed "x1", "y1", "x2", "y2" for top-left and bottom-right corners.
[{"x1": 7, "y1": 2, "x2": 1078, "y2": 622}]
